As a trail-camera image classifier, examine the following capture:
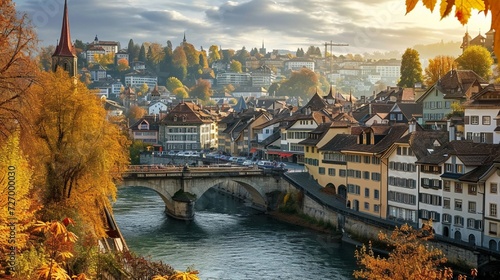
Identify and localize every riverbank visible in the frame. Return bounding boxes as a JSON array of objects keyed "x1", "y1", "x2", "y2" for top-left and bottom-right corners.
[{"x1": 268, "y1": 210, "x2": 341, "y2": 237}]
